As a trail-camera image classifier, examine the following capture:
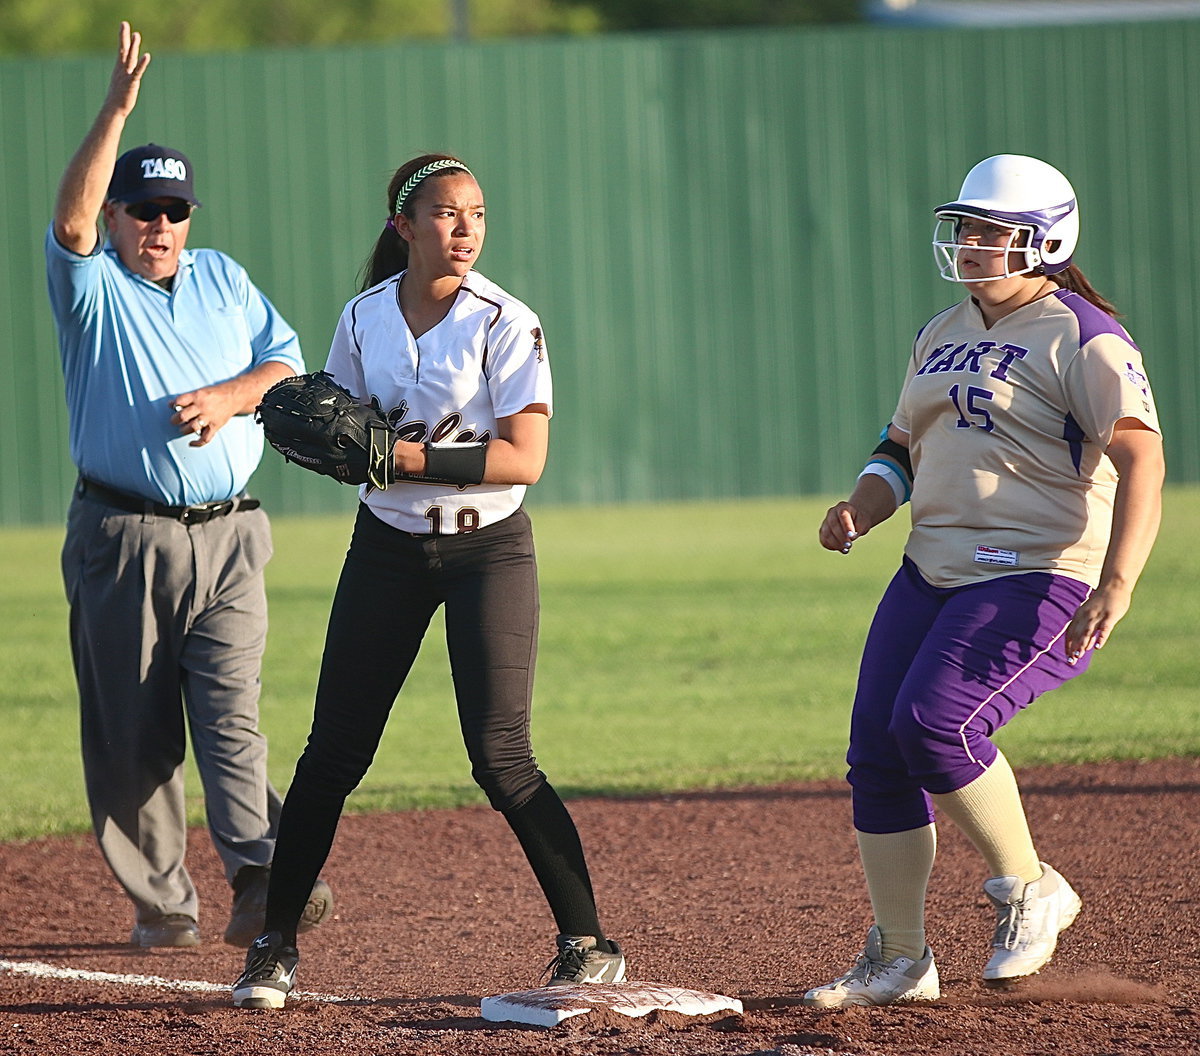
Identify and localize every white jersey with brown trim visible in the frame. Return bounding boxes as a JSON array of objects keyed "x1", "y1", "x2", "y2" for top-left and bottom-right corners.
[
  {"x1": 893, "y1": 288, "x2": 1159, "y2": 589},
  {"x1": 324, "y1": 269, "x2": 552, "y2": 535}
]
